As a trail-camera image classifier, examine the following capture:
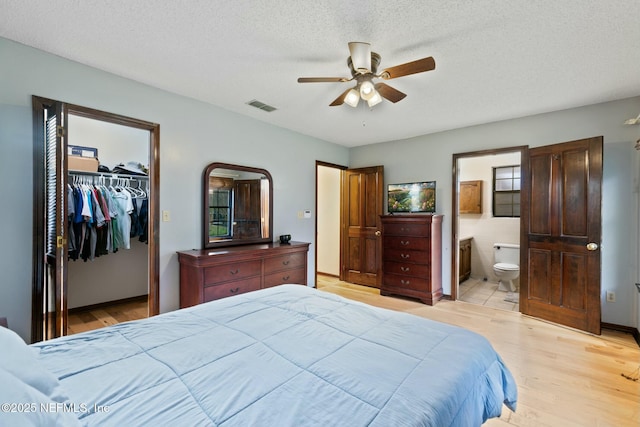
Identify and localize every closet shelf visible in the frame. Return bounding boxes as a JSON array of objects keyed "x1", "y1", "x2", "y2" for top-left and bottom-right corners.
[{"x1": 69, "y1": 170, "x2": 149, "y2": 180}]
